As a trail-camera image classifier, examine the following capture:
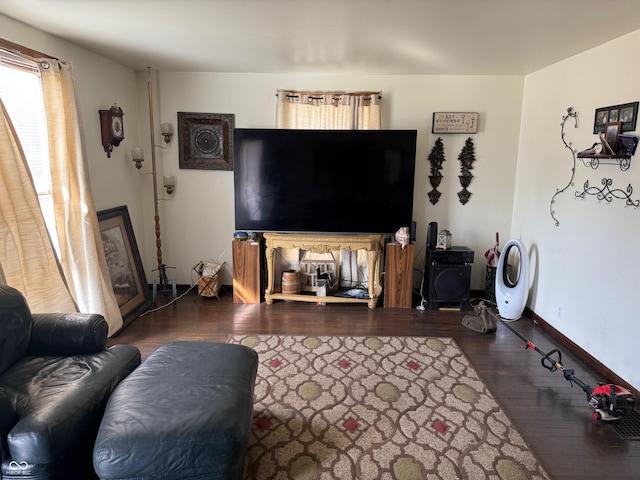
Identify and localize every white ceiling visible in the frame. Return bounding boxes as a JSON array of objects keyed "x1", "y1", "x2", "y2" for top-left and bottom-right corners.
[{"x1": 2, "y1": 0, "x2": 640, "y2": 75}]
